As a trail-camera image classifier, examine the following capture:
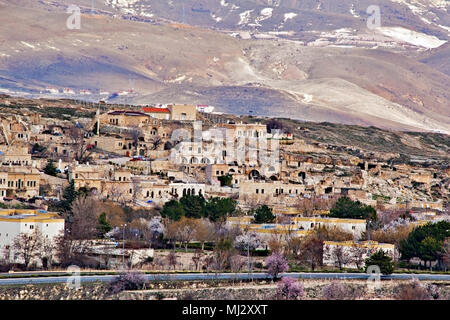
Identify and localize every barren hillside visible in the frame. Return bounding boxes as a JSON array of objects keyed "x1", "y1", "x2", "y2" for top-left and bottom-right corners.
[{"x1": 0, "y1": 0, "x2": 448, "y2": 133}]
